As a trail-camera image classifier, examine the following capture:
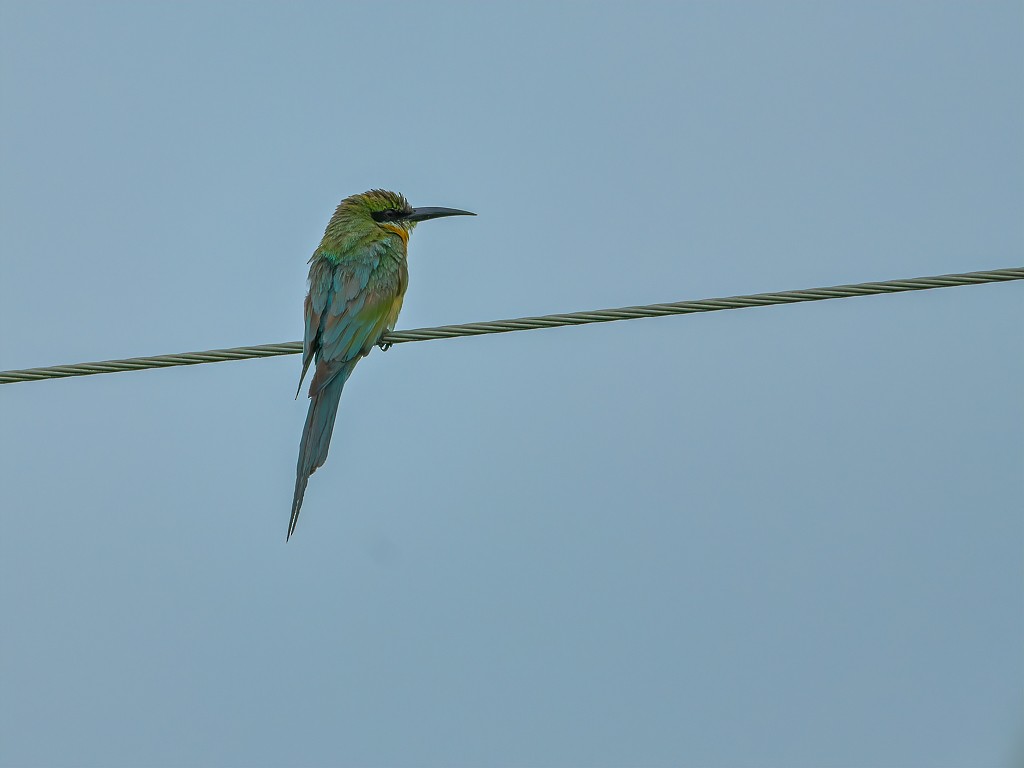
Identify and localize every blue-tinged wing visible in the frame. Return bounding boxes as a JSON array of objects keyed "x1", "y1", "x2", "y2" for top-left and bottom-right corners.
[{"x1": 296, "y1": 253, "x2": 382, "y2": 397}]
